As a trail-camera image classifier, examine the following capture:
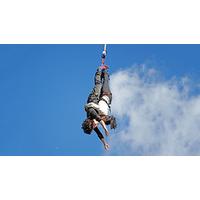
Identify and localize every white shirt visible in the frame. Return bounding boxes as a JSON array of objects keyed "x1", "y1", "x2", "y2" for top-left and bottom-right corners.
[
  {"x1": 85, "y1": 96, "x2": 110, "y2": 116},
  {"x1": 98, "y1": 96, "x2": 110, "y2": 116}
]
